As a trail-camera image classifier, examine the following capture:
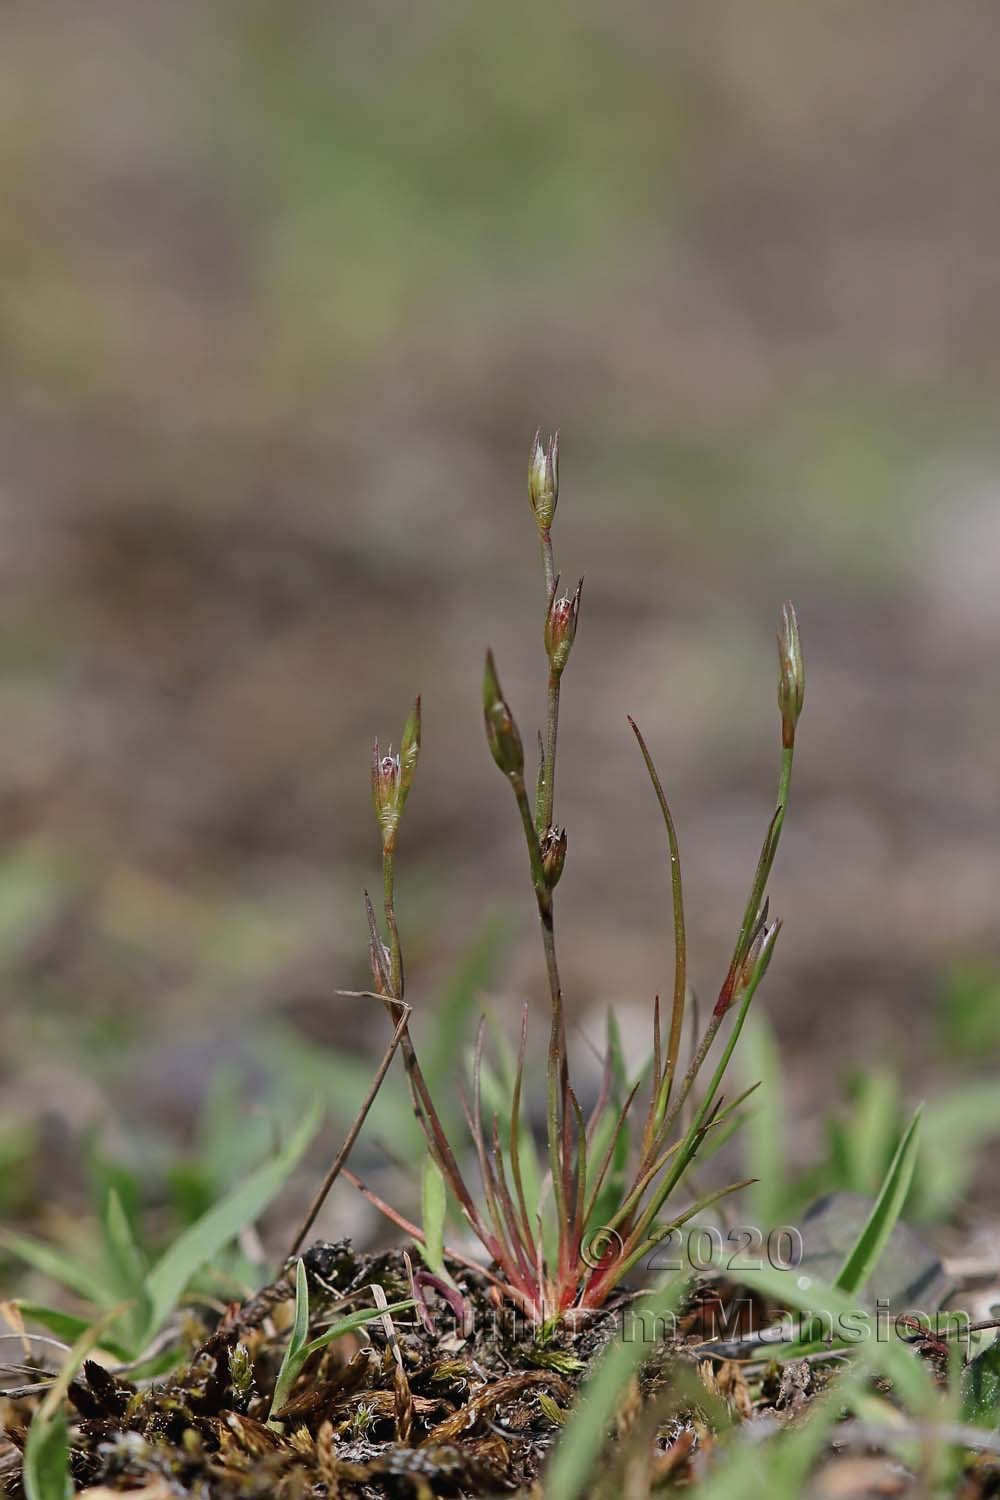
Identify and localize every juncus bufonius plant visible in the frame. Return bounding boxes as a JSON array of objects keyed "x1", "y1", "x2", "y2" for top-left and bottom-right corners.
[{"x1": 339, "y1": 433, "x2": 804, "y2": 1325}]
